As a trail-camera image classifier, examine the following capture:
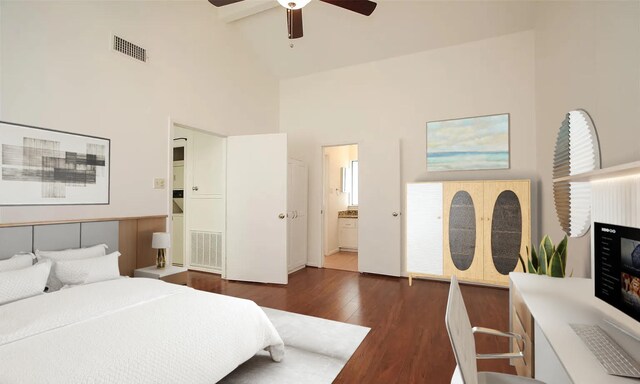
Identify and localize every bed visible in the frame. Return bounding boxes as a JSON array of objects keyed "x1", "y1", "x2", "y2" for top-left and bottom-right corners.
[{"x1": 0, "y1": 220, "x2": 284, "y2": 384}]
